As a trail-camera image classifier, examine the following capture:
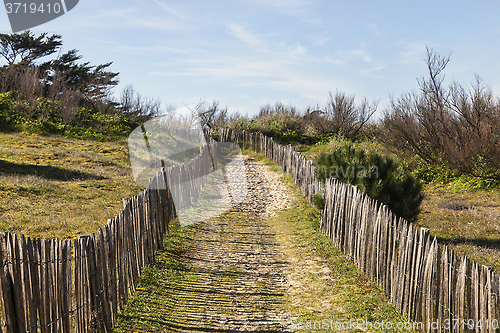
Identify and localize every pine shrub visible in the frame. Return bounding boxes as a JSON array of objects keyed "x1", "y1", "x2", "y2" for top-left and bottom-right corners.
[{"x1": 315, "y1": 143, "x2": 423, "y2": 221}]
